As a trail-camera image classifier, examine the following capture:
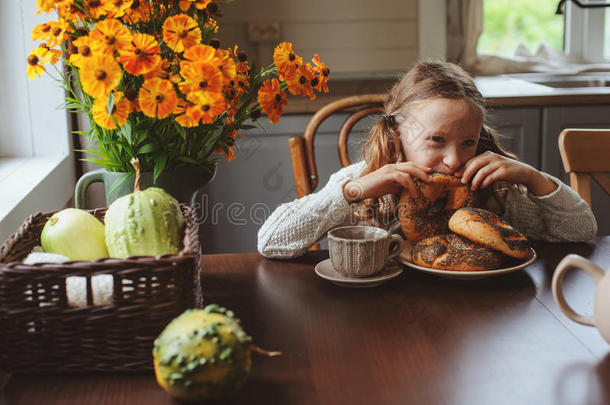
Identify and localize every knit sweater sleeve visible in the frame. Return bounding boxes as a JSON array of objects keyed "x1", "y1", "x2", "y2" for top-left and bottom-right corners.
[
  {"x1": 257, "y1": 161, "x2": 366, "y2": 259},
  {"x1": 499, "y1": 173, "x2": 598, "y2": 242}
]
